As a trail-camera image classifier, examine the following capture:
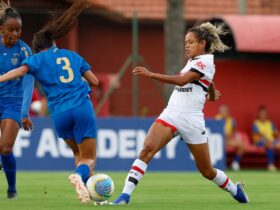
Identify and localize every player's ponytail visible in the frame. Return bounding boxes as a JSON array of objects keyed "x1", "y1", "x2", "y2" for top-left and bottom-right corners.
[
  {"x1": 0, "y1": 0, "x2": 21, "y2": 26},
  {"x1": 188, "y1": 22, "x2": 230, "y2": 53},
  {"x1": 32, "y1": 0, "x2": 87, "y2": 53}
]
